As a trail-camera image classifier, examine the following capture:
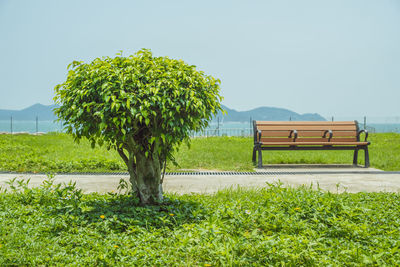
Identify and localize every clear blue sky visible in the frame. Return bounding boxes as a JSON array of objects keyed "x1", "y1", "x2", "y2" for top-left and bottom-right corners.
[{"x1": 1, "y1": 0, "x2": 399, "y2": 117}]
